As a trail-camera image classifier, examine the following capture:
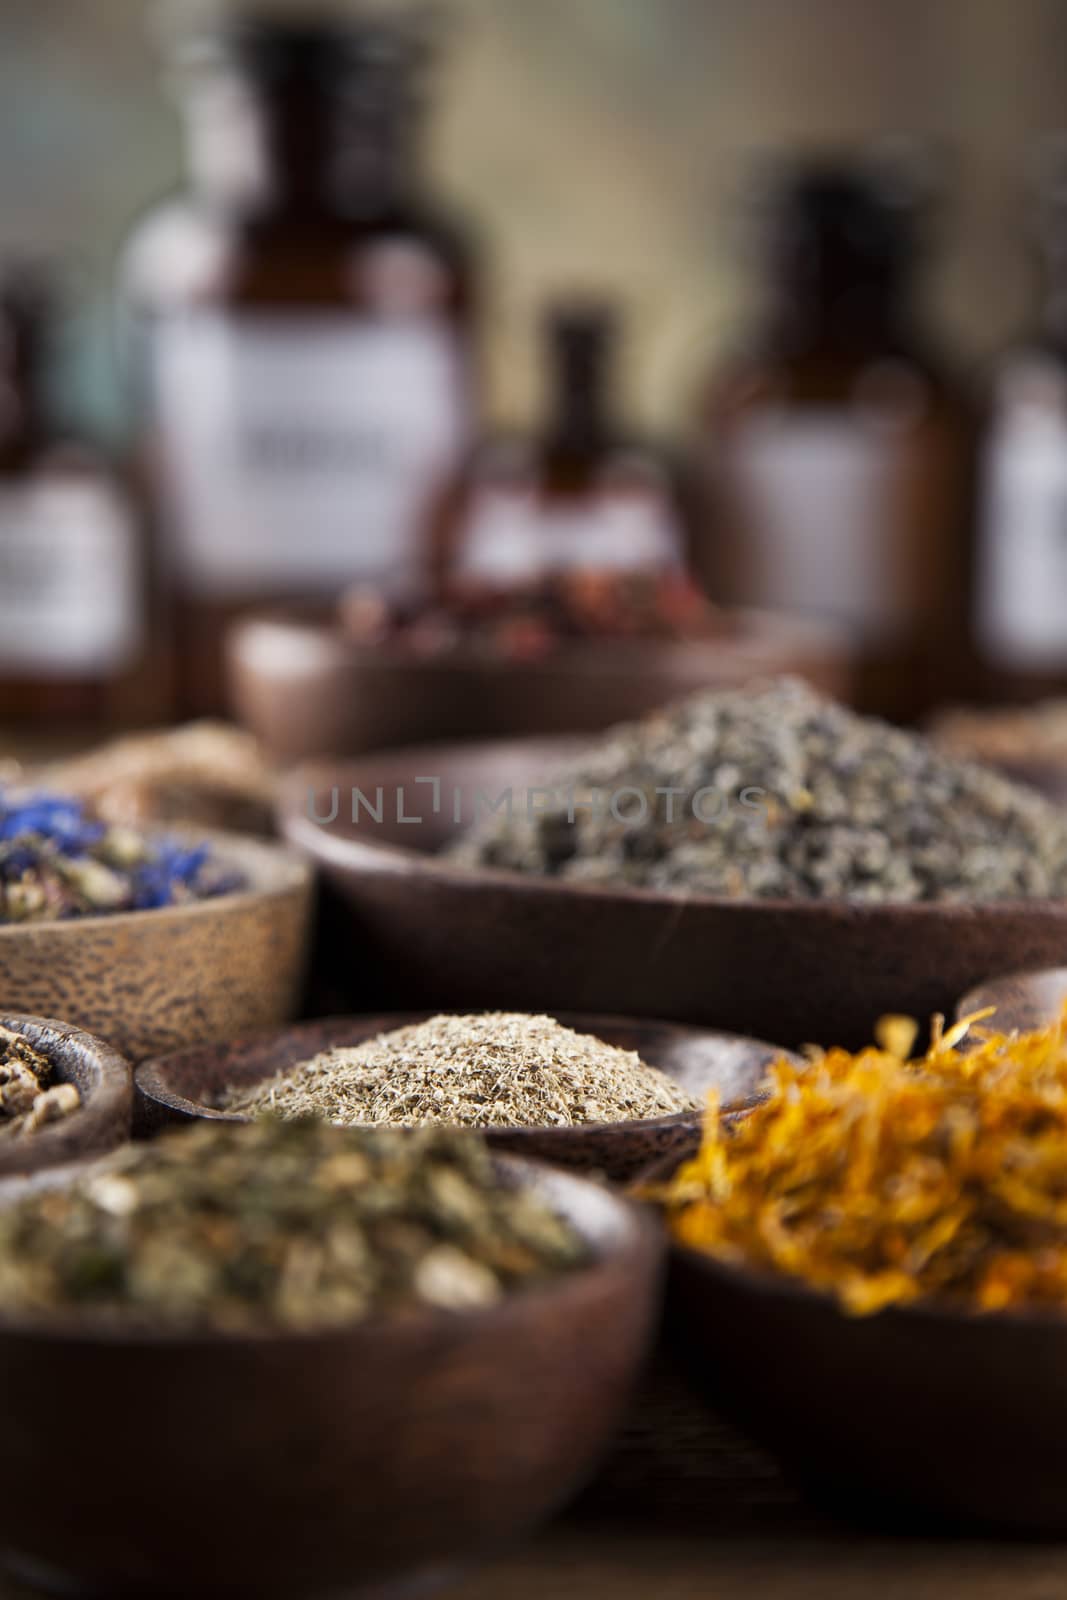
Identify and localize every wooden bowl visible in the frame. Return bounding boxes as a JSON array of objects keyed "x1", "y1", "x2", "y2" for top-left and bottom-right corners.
[
  {"x1": 660, "y1": 1221, "x2": 1067, "y2": 1533},
  {"x1": 279, "y1": 741, "x2": 1067, "y2": 1051},
  {"x1": 0, "y1": 1015, "x2": 131, "y2": 1176},
  {"x1": 134, "y1": 1012, "x2": 791, "y2": 1183},
  {"x1": 0, "y1": 1156, "x2": 662, "y2": 1599},
  {"x1": 0, "y1": 832, "x2": 313, "y2": 1063},
  {"x1": 957, "y1": 966, "x2": 1067, "y2": 1033},
  {"x1": 226, "y1": 604, "x2": 851, "y2": 763}
]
